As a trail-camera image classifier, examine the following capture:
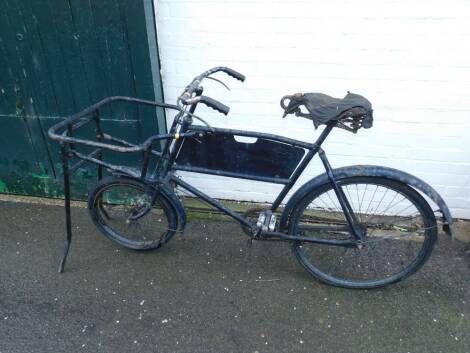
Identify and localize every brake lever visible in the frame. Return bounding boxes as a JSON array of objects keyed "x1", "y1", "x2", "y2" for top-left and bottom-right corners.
[{"x1": 206, "y1": 76, "x2": 230, "y2": 91}]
